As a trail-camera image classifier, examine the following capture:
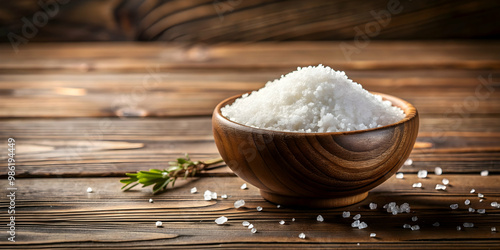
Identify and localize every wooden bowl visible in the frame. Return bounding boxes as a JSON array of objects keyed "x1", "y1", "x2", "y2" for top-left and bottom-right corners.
[{"x1": 212, "y1": 92, "x2": 419, "y2": 208}]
